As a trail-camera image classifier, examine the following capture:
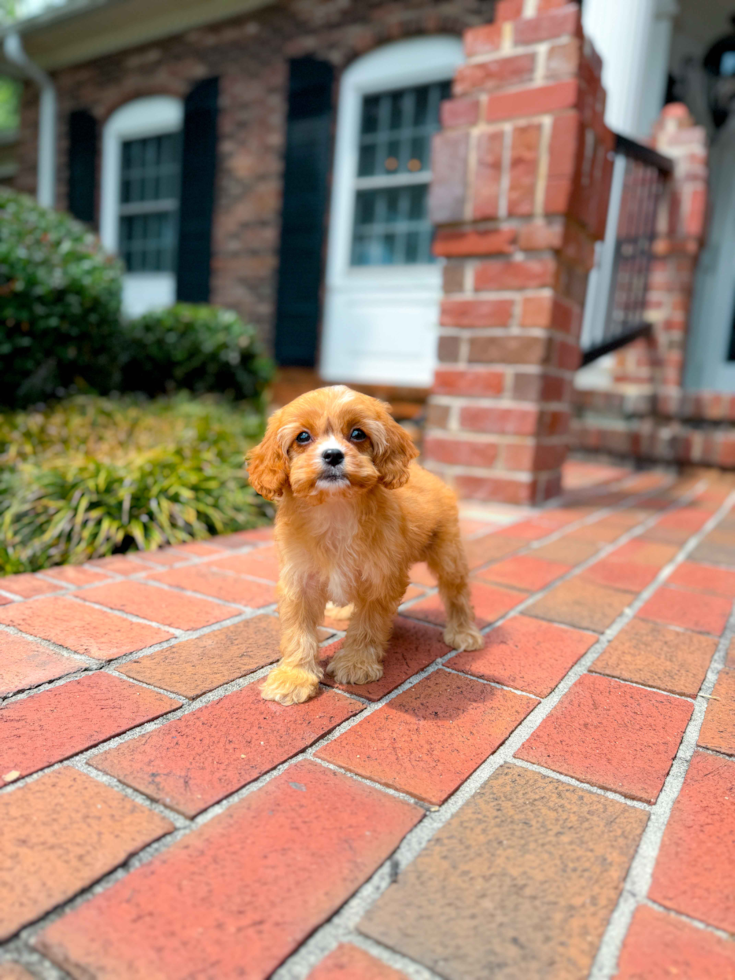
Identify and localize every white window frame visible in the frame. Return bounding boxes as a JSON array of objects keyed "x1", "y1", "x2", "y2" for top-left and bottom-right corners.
[
  {"x1": 100, "y1": 95, "x2": 184, "y2": 317},
  {"x1": 325, "y1": 35, "x2": 463, "y2": 288},
  {"x1": 320, "y1": 35, "x2": 464, "y2": 387}
]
